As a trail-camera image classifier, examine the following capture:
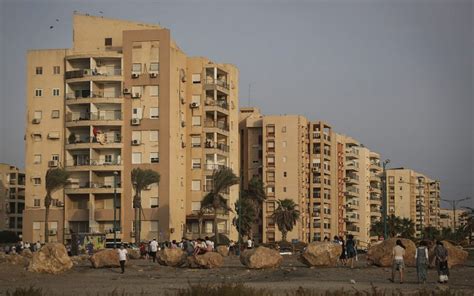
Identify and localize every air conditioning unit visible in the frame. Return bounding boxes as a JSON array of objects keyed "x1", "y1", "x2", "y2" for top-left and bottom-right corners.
[
  {"x1": 32, "y1": 118, "x2": 41, "y2": 124},
  {"x1": 131, "y1": 92, "x2": 141, "y2": 99},
  {"x1": 48, "y1": 160, "x2": 59, "y2": 167},
  {"x1": 131, "y1": 73, "x2": 140, "y2": 78},
  {"x1": 344, "y1": 177, "x2": 350, "y2": 182},
  {"x1": 181, "y1": 121, "x2": 186, "y2": 127},
  {"x1": 181, "y1": 142, "x2": 186, "y2": 148},
  {"x1": 49, "y1": 229, "x2": 57, "y2": 236},
  {"x1": 131, "y1": 139, "x2": 141, "y2": 146},
  {"x1": 190, "y1": 102, "x2": 200, "y2": 108},
  {"x1": 149, "y1": 72, "x2": 158, "y2": 78},
  {"x1": 131, "y1": 118, "x2": 141, "y2": 126},
  {"x1": 123, "y1": 88, "x2": 131, "y2": 94}
]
